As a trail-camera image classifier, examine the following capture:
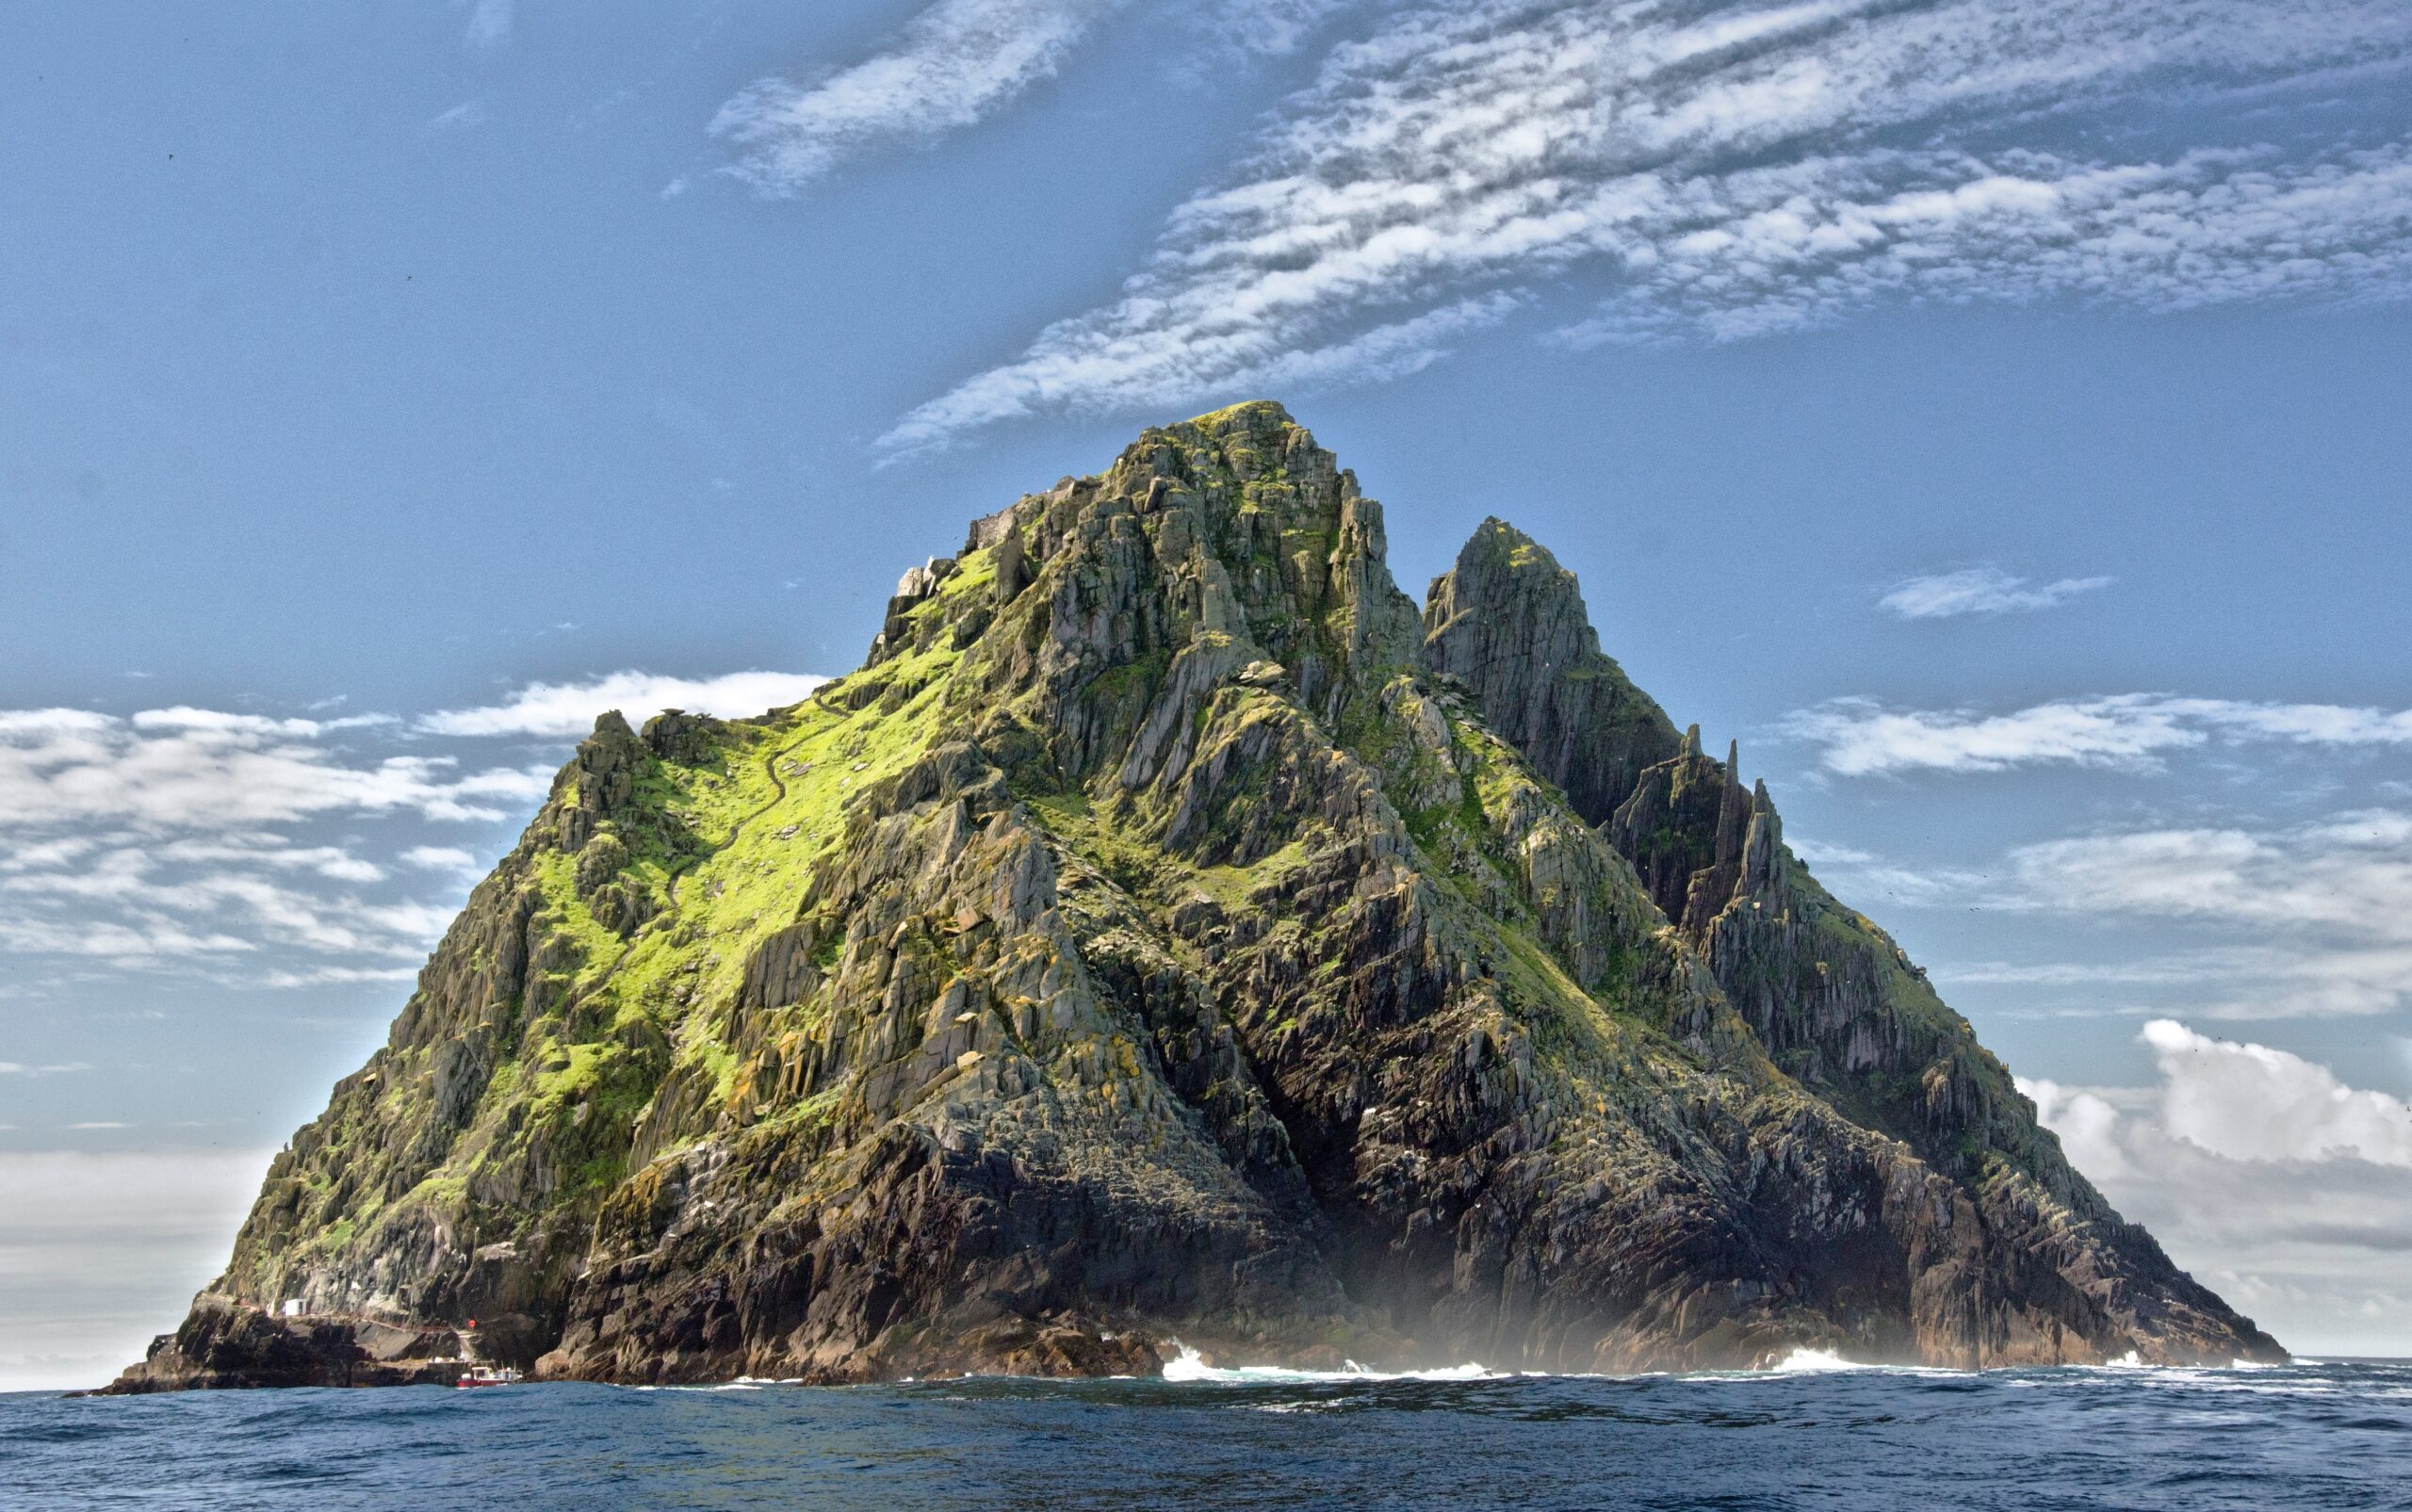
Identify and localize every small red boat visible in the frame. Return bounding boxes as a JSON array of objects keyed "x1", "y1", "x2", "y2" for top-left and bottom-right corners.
[{"x1": 456, "y1": 1365, "x2": 523, "y2": 1389}]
